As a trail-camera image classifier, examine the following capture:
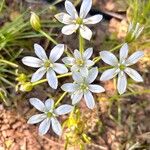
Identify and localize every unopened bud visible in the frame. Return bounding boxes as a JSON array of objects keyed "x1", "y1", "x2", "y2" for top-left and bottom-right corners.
[
  {"x1": 16, "y1": 73, "x2": 27, "y2": 83},
  {"x1": 20, "y1": 82, "x2": 33, "y2": 92},
  {"x1": 30, "y1": 12, "x2": 41, "y2": 31}
]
